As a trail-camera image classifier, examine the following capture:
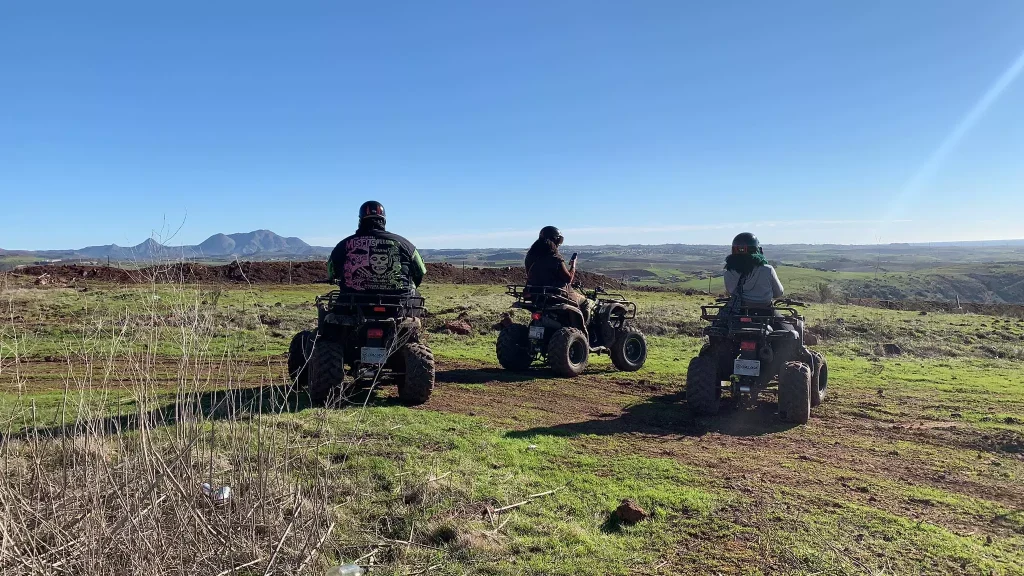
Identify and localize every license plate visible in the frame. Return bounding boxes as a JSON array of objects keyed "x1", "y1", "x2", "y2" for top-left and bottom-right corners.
[
  {"x1": 734, "y1": 359, "x2": 761, "y2": 376},
  {"x1": 529, "y1": 326, "x2": 545, "y2": 340},
  {"x1": 360, "y1": 347, "x2": 388, "y2": 364}
]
